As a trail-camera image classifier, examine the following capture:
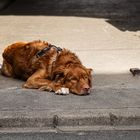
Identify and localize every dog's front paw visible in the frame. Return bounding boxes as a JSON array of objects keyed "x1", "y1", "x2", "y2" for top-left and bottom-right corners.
[
  {"x1": 39, "y1": 86, "x2": 53, "y2": 92},
  {"x1": 55, "y1": 88, "x2": 69, "y2": 95}
]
